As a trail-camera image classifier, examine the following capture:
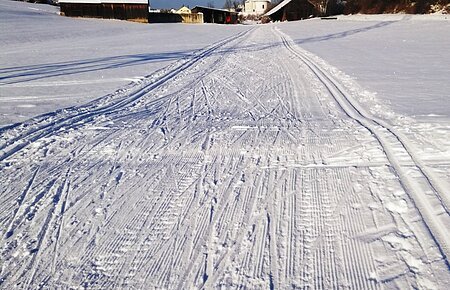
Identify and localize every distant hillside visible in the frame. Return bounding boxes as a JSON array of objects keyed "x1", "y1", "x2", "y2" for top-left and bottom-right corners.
[
  {"x1": 341, "y1": 0, "x2": 449, "y2": 14},
  {"x1": 295, "y1": 0, "x2": 450, "y2": 15}
]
